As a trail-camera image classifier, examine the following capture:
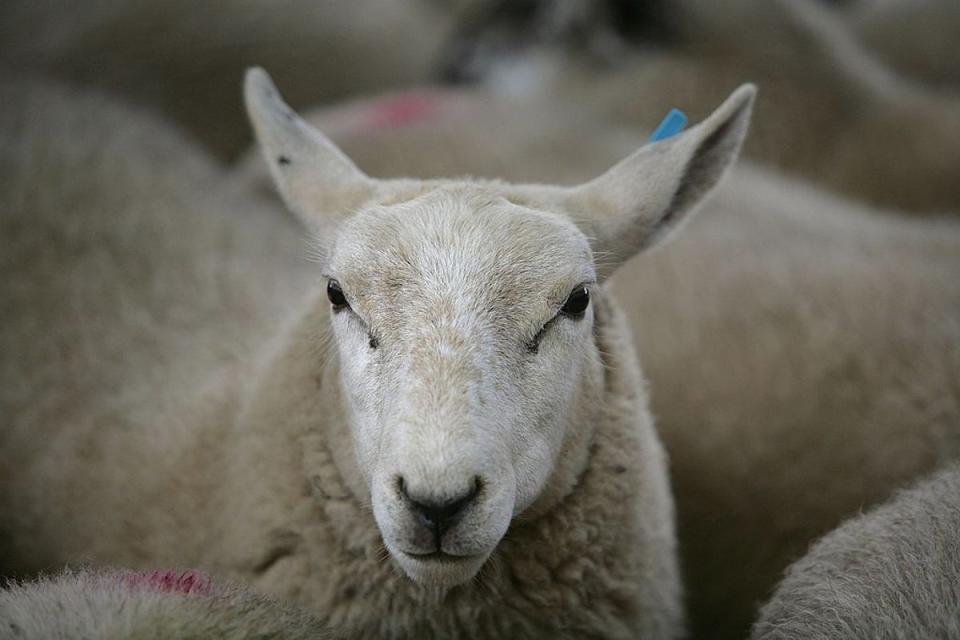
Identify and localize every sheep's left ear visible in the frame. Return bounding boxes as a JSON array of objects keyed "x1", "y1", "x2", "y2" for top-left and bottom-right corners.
[
  {"x1": 568, "y1": 84, "x2": 756, "y2": 280},
  {"x1": 244, "y1": 67, "x2": 376, "y2": 241}
]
